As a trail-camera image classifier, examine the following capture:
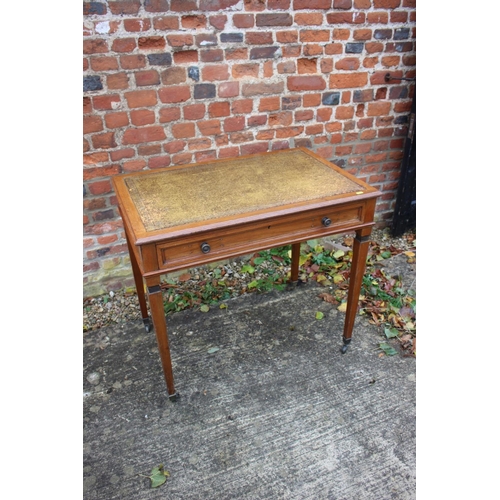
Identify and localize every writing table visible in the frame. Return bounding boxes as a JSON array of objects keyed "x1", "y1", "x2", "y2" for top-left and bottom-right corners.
[{"x1": 112, "y1": 148, "x2": 381, "y2": 399}]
